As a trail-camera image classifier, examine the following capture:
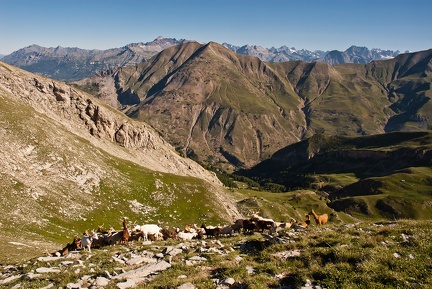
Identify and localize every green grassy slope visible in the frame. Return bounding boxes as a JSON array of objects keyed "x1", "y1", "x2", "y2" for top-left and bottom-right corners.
[
  {"x1": 238, "y1": 131, "x2": 432, "y2": 220},
  {"x1": 0, "y1": 64, "x2": 235, "y2": 263}
]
